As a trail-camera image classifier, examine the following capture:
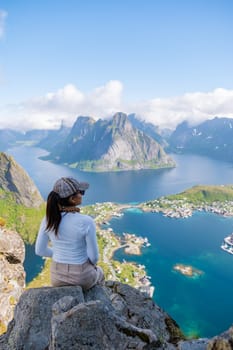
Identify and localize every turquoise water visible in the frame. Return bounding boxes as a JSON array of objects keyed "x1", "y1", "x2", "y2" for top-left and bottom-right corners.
[
  {"x1": 110, "y1": 210, "x2": 233, "y2": 338},
  {"x1": 24, "y1": 244, "x2": 44, "y2": 283}
]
